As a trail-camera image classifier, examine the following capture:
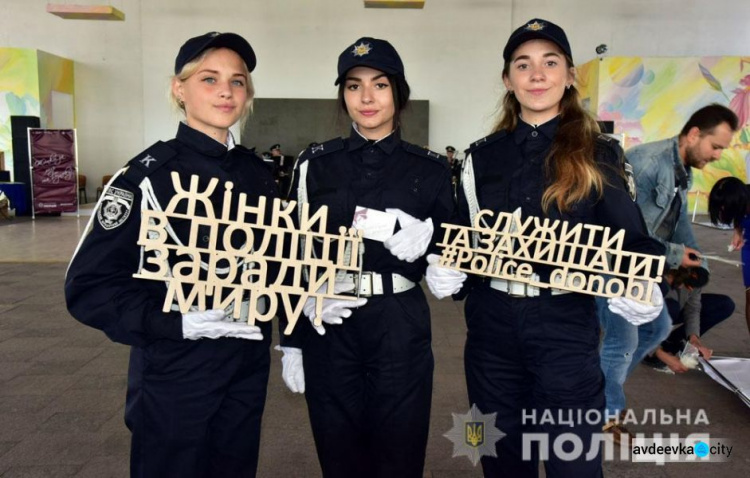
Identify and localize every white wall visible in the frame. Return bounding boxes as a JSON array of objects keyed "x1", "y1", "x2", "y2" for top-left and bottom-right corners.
[{"x1": 2, "y1": 0, "x2": 749, "y2": 188}]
